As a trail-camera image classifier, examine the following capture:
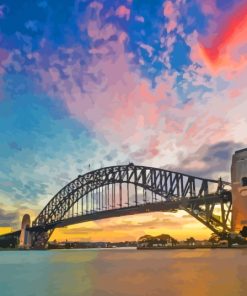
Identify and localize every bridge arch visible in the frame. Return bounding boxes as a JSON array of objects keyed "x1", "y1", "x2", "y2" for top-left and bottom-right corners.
[{"x1": 31, "y1": 165, "x2": 232, "y2": 247}]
